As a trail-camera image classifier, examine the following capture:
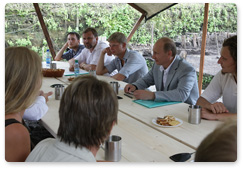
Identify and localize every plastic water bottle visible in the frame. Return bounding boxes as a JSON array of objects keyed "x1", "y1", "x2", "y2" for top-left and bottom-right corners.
[
  {"x1": 74, "y1": 60, "x2": 79, "y2": 77},
  {"x1": 46, "y1": 49, "x2": 51, "y2": 68}
]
